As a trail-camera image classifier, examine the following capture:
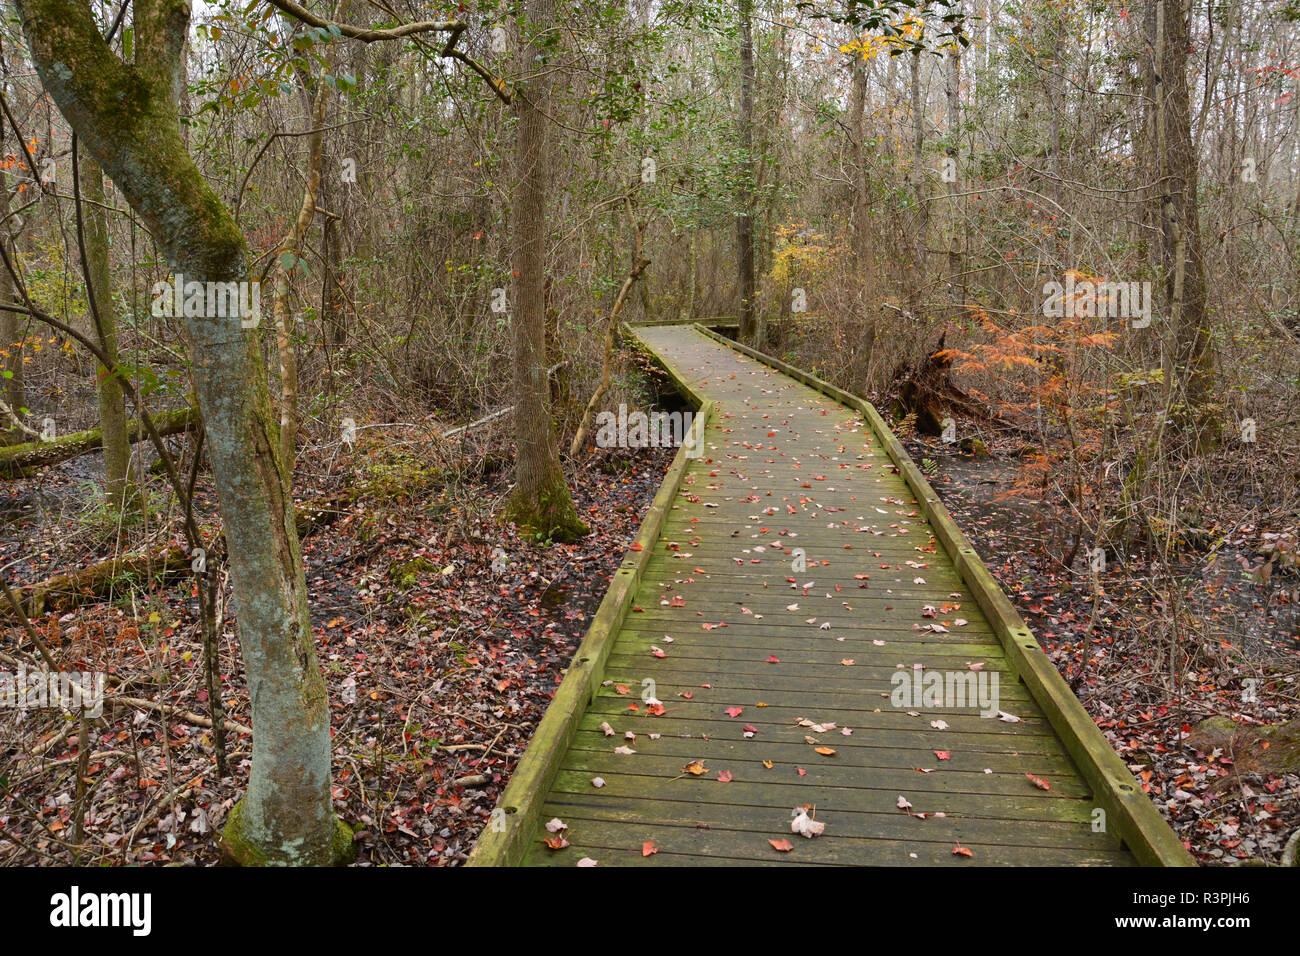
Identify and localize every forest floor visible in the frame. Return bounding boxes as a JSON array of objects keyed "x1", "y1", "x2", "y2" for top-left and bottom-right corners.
[
  {"x1": 0, "y1": 425, "x2": 673, "y2": 866},
  {"x1": 3, "y1": 390, "x2": 1297, "y2": 865},
  {"x1": 905, "y1": 432, "x2": 1300, "y2": 865}
]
